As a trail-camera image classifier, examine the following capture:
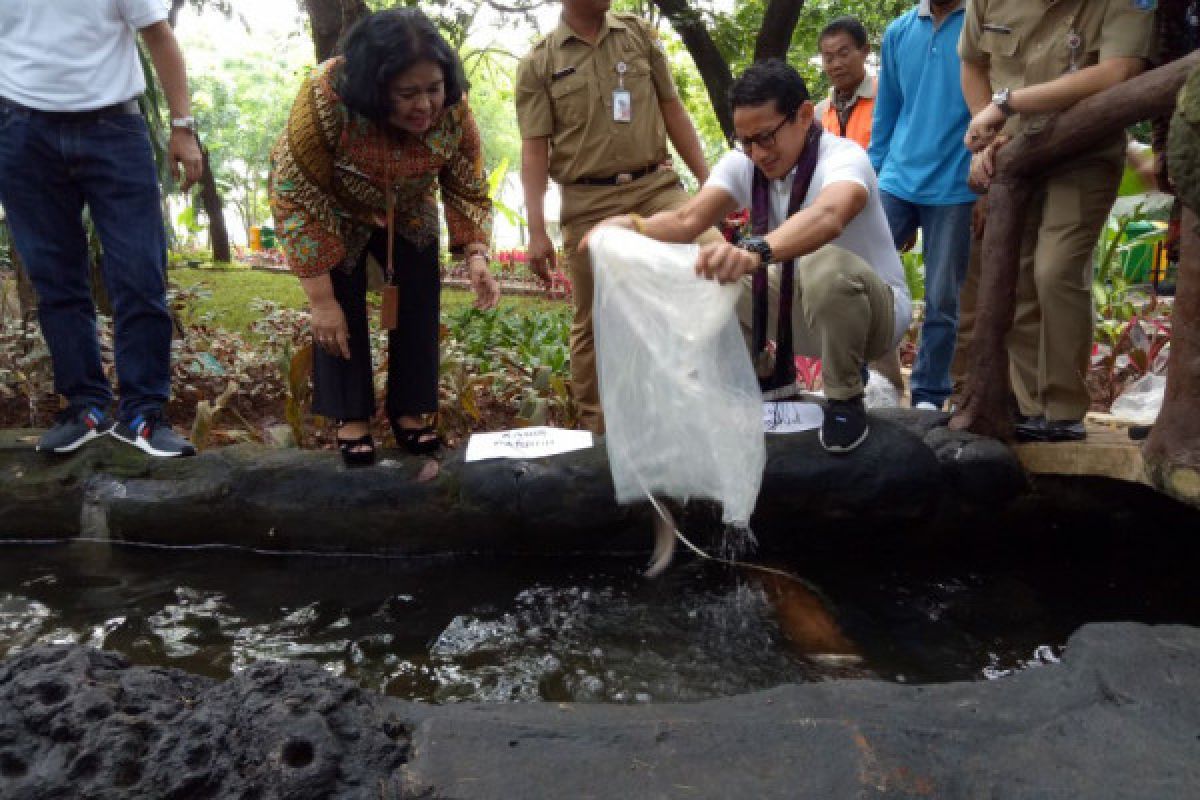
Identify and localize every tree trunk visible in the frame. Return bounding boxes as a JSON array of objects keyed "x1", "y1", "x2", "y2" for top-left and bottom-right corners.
[
  {"x1": 303, "y1": 0, "x2": 370, "y2": 63},
  {"x1": 198, "y1": 145, "x2": 231, "y2": 263},
  {"x1": 754, "y1": 0, "x2": 805, "y2": 62},
  {"x1": 165, "y1": 3, "x2": 231, "y2": 263},
  {"x1": 1144, "y1": 63, "x2": 1200, "y2": 506},
  {"x1": 652, "y1": 0, "x2": 736, "y2": 140},
  {"x1": 949, "y1": 51, "x2": 1200, "y2": 440}
]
